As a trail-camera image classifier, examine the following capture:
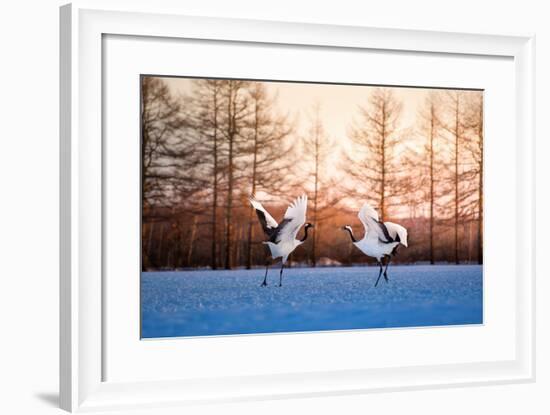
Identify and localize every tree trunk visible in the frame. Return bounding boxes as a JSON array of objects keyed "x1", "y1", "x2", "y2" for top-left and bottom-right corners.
[
  {"x1": 246, "y1": 209, "x2": 255, "y2": 269},
  {"x1": 224, "y1": 84, "x2": 236, "y2": 269},
  {"x1": 429, "y1": 104, "x2": 435, "y2": 265},
  {"x1": 157, "y1": 223, "x2": 164, "y2": 268},
  {"x1": 211, "y1": 92, "x2": 219, "y2": 270},
  {"x1": 454, "y1": 95, "x2": 460, "y2": 265},
  {"x1": 312, "y1": 127, "x2": 320, "y2": 267},
  {"x1": 187, "y1": 216, "x2": 198, "y2": 266},
  {"x1": 246, "y1": 101, "x2": 259, "y2": 269},
  {"x1": 468, "y1": 220, "x2": 473, "y2": 263},
  {"x1": 225, "y1": 142, "x2": 234, "y2": 269},
  {"x1": 146, "y1": 221, "x2": 155, "y2": 269},
  {"x1": 141, "y1": 99, "x2": 150, "y2": 268},
  {"x1": 477, "y1": 103, "x2": 483, "y2": 264},
  {"x1": 380, "y1": 101, "x2": 386, "y2": 219},
  {"x1": 235, "y1": 224, "x2": 244, "y2": 266}
]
